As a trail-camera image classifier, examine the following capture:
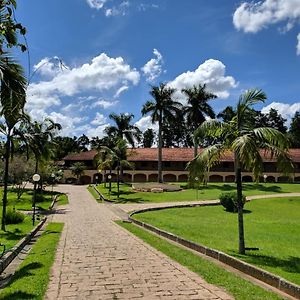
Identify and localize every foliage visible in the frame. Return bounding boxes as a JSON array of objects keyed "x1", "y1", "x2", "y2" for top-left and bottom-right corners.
[
  {"x1": 5, "y1": 209, "x2": 24, "y2": 224},
  {"x1": 219, "y1": 192, "x2": 246, "y2": 212},
  {"x1": 35, "y1": 193, "x2": 46, "y2": 203},
  {"x1": 141, "y1": 83, "x2": 182, "y2": 182},
  {"x1": 133, "y1": 197, "x2": 300, "y2": 286},
  {"x1": 119, "y1": 221, "x2": 282, "y2": 300},
  {"x1": 70, "y1": 162, "x2": 85, "y2": 182},
  {"x1": 142, "y1": 128, "x2": 156, "y2": 148},
  {"x1": 288, "y1": 111, "x2": 300, "y2": 147},
  {"x1": 188, "y1": 88, "x2": 292, "y2": 254},
  {"x1": 0, "y1": 223, "x2": 64, "y2": 300}
]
